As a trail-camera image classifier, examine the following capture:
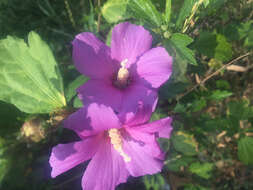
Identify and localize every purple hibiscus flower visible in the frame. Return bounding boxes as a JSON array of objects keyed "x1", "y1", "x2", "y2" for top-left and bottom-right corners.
[
  {"x1": 73, "y1": 22, "x2": 172, "y2": 115},
  {"x1": 49, "y1": 103, "x2": 173, "y2": 190}
]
